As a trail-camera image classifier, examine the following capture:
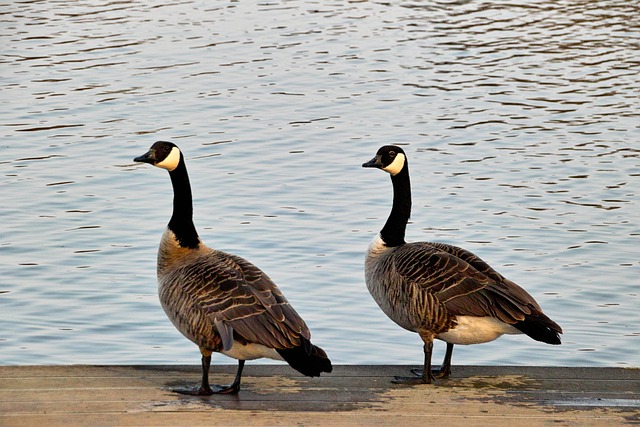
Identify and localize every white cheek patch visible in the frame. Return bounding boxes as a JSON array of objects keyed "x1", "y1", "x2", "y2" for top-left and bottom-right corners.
[
  {"x1": 382, "y1": 153, "x2": 406, "y2": 176},
  {"x1": 156, "y1": 146, "x2": 181, "y2": 171}
]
